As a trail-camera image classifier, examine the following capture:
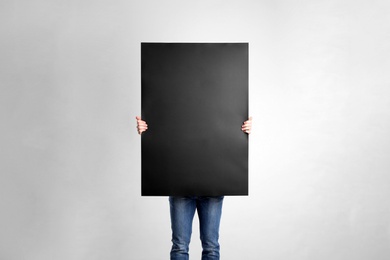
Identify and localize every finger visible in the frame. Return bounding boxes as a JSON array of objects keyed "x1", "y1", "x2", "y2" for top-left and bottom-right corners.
[
  {"x1": 243, "y1": 119, "x2": 252, "y2": 125},
  {"x1": 242, "y1": 125, "x2": 252, "y2": 131},
  {"x1": 242, "y1": 126, "x2": 251, "y2": 132},
  {"x1": 241, "y1": 129, "x2": 250, "y2": 134},
  {"x1": 138, "y1": 128, "x2": 148, "y2": 135},
  {"x1": 138, "y1": 126, "x2": 148, "y2": 131},
  {"x1": 136, "y1": 117, "x2": 148, "y2": 125}
]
